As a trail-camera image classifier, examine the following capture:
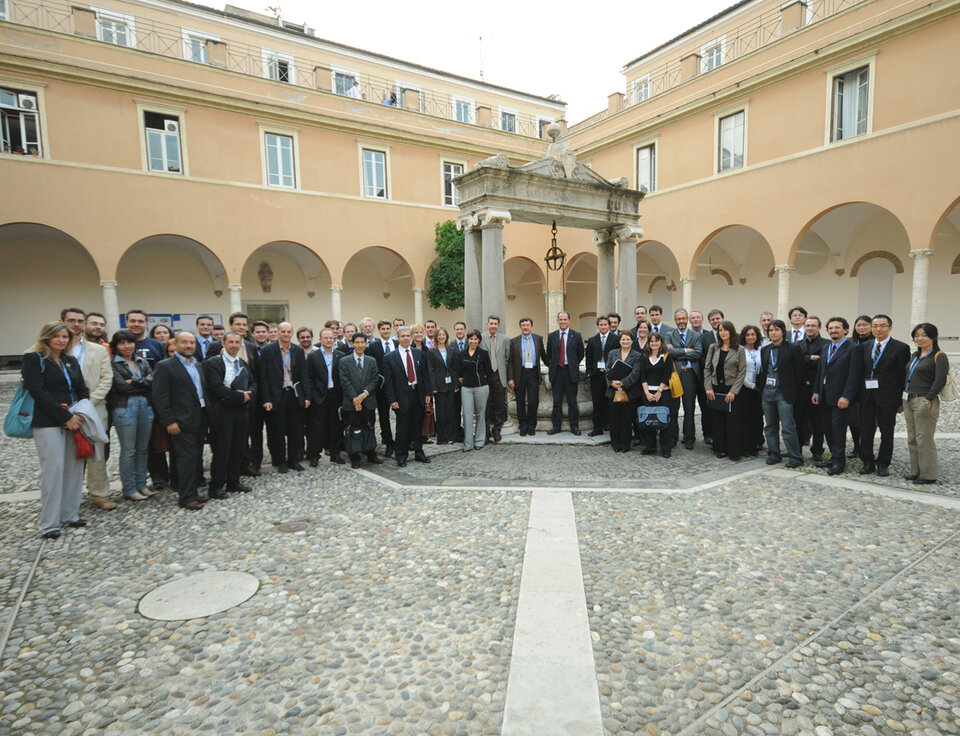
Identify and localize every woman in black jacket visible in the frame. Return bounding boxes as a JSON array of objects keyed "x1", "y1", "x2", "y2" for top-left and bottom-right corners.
[
  {"x1": 426, "y1": 327, "x2": 462, "y2": 445},
  {"x1": 605, "y1": 331, "x2": 643, "y2": 453},
  {"x1": 22, "y1": 321, "x2": 90, "y2": 539},
  {"x1": 107, "y1": 330, "x2": 155, "y2": 501},
  {"x1": 458, "y1": 330, "x2": 492, "y2": 451}
]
